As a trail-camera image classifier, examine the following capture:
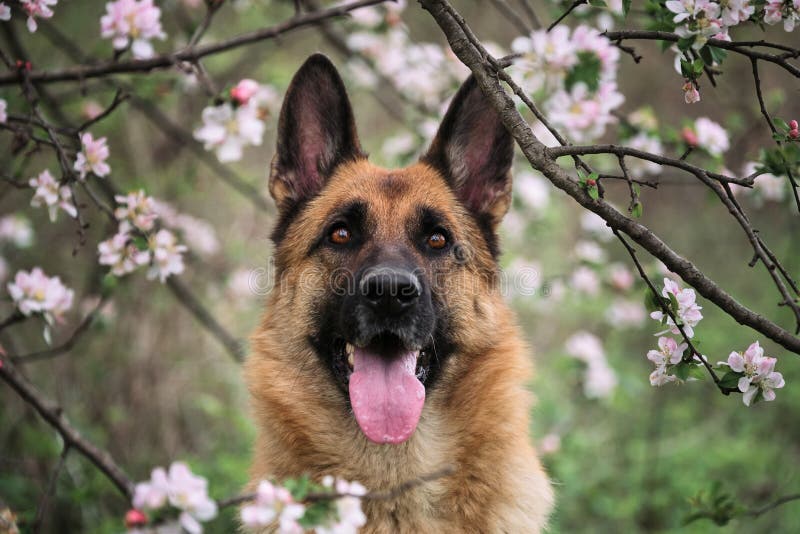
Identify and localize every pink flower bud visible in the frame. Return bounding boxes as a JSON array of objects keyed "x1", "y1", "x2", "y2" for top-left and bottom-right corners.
[
  {"x1": 586, "y1": 178, "x2": 597, "y2": 187},
  {"x1": 789, "y1": 120, "x2": 798, "y2": 131},
  {"x1": 682, "y1": 80, "x2": 700, "y2": 104},
  {"x1": 125, "y1": 509, "x2": 148, "y2": 528},
  {"x1": 681, "y1": 127, "x2": 698, "y2": 147},
  {"x1": 230, "y1": 79, "x2": 260, "y2": 106},
  {"x1": 790, "y1": 129, "x2": 799, "y2": 140}
]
